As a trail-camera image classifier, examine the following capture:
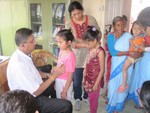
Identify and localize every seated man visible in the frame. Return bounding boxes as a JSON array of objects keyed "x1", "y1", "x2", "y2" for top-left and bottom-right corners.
[
  {"x1": 0, "y1": 90, "x2": 39, "y2": 113},
  {"x1": 7, "y1": 28, "x2": 72, "y2": 113}
]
